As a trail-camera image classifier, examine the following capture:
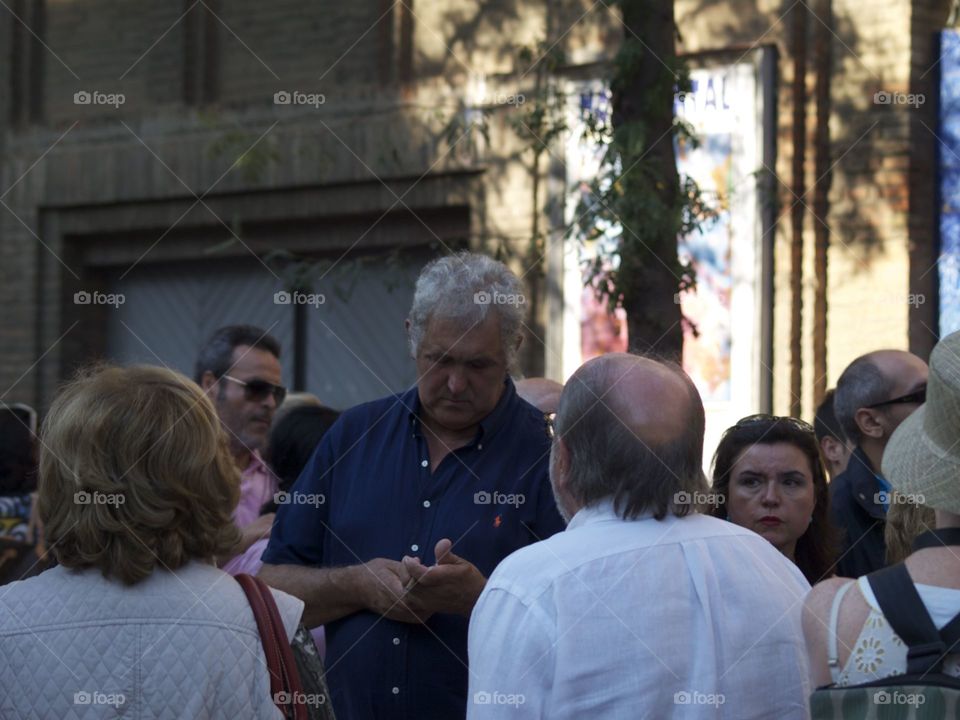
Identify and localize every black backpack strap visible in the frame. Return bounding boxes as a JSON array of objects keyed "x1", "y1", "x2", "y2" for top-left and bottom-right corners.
[
  {"x1": 911, "y1": 528, "x2": 960, "y2": 658},
  {"x1": 912, "y1": 528, "x2": 960, "y2": 551},
  {"x1": 868, "y1": 563, "x2": 949, "y2": 674},
  {"x1": 940, "y1": 611, "x2": 960, "y2": 655}
]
